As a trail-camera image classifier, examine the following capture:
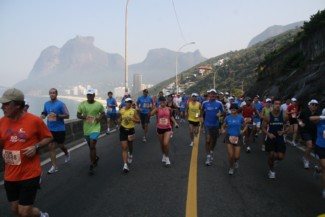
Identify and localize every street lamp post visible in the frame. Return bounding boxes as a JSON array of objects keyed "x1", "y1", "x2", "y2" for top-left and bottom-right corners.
[
  {"x1": 125, "y1": 0, "x2": 131, "y2": 94},
  {"x1": 175, "y1": 42, "x2": 195, "y2": 95}
]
